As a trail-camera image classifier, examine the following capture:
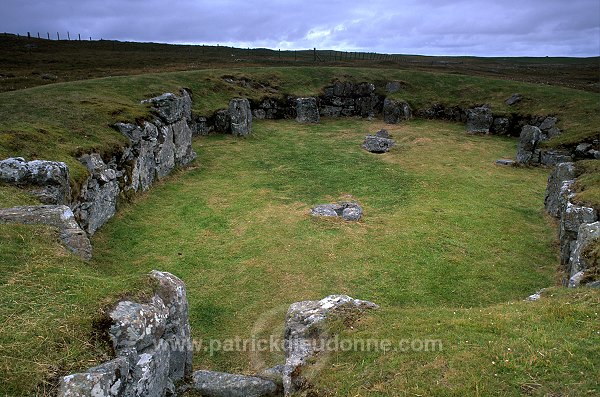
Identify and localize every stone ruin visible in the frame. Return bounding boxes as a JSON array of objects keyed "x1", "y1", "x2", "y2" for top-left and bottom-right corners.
[
  {"x1": 363, "y1": 129, "x2": 396, "y2": 153},
  {"x1": 57, "y1": 269, "x2": 378, "y2": 397}
]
